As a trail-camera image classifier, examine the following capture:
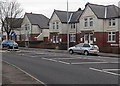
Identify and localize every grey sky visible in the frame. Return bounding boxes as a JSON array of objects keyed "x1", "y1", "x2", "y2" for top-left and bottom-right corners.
[{"x1": 11, "y1": 0, "x2": 120, "y2": 18}]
